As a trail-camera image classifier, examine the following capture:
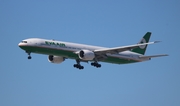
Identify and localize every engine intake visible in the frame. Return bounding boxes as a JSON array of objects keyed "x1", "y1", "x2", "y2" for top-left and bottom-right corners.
[
  {"x1": 48, "y1": 55, "x2": 65, "y2": 64},
  {"x1": 78, "y1": 50, "x2": 95, "y2": 60}
]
